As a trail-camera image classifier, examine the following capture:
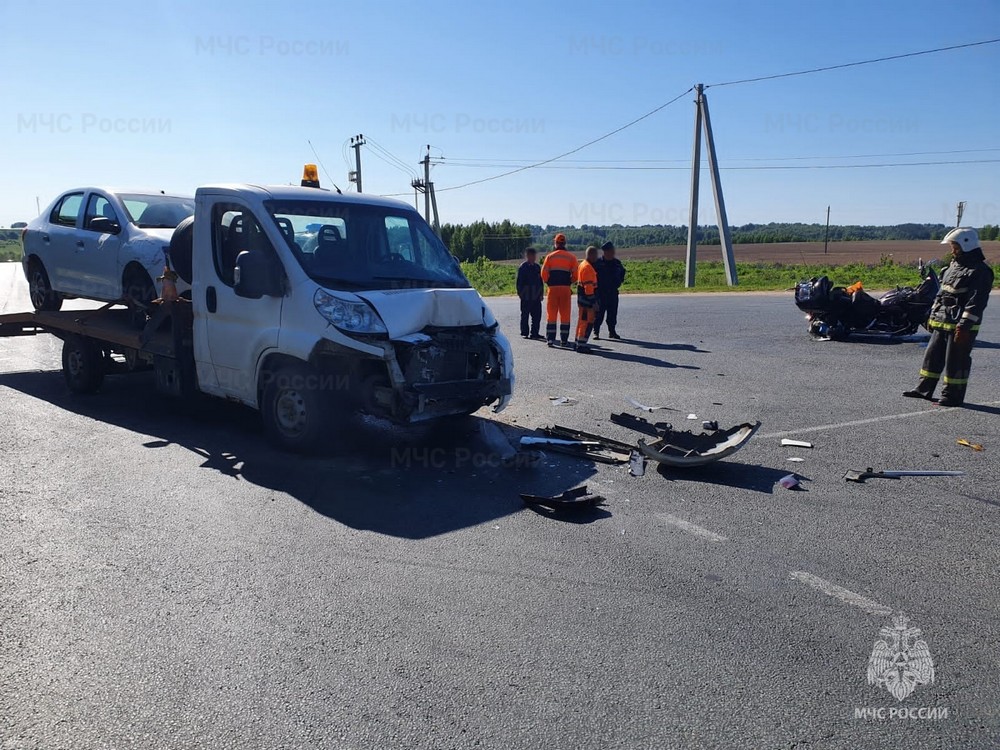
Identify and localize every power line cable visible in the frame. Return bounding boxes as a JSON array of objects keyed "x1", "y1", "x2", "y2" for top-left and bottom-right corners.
[
  {"x1": 378, "y1": 86, "x2": 694, "y2": 196},
  {"x1": 422, "y1": 158, "x2": 1000, "y2": 171},
  {"x1": 706, "y1": 37, "x2": 1000, "y2": 88}
]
